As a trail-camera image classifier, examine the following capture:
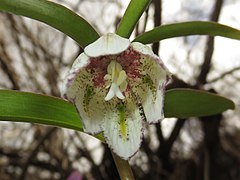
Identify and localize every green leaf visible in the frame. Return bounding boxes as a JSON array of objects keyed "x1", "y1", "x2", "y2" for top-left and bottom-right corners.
[
  {"x1": 116, "y1": 0, "x2": 152, "y2": 38},
  {"x1": 133, "y1": 21, "x2": 240, "y2": 44},
  {"x1": 0, "y1": 0, "x2": 99, "y2": 47},
  {"x1": 0, "y1": 89, "x2": 234, "y2": 133},
  {"x1": 164, "y1": 88, "x2": 235, "y2": 118},
  {"x1": 0, "y1": 90, "x2": 83, "y2": 131}
]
